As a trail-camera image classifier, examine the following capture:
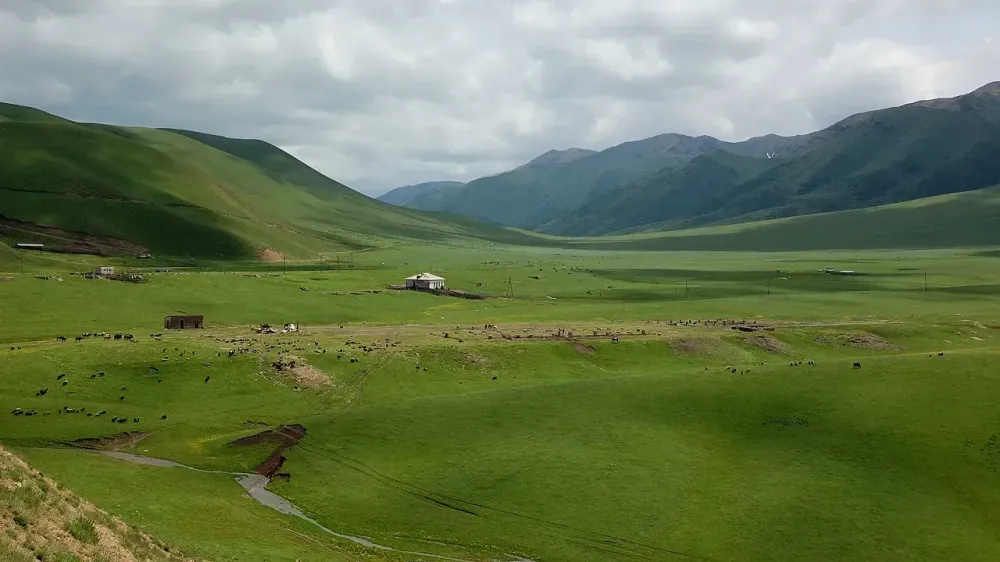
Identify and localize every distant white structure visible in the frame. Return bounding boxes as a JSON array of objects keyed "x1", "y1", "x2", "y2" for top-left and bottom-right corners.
[
  {"x1": 405, "y1": 273, "x2": 445, "y2": 290},
  {"x1": 95, "y1": 266, "x2": 115, "y2": 276},
  {"x1": 15, "y1": 243, "x2": 44, "y2": 249}
]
